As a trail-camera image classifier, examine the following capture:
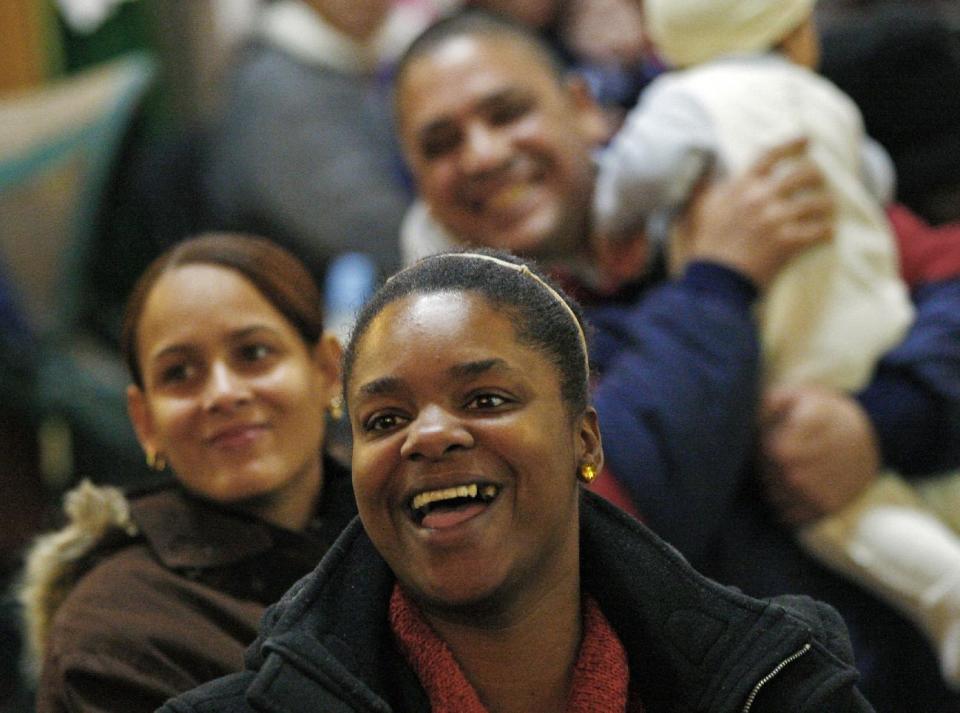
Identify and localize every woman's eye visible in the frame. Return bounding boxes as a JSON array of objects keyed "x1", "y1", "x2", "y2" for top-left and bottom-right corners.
[
  {"x1": 466, "y1": 393, "x2": 508, "y2": 410},
  {"x1": 159, "y1": 363, "x2": 192, "y2": 385},
  {"x1": 364, "y1": 413, "x2": 407, "y2": 433}
]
